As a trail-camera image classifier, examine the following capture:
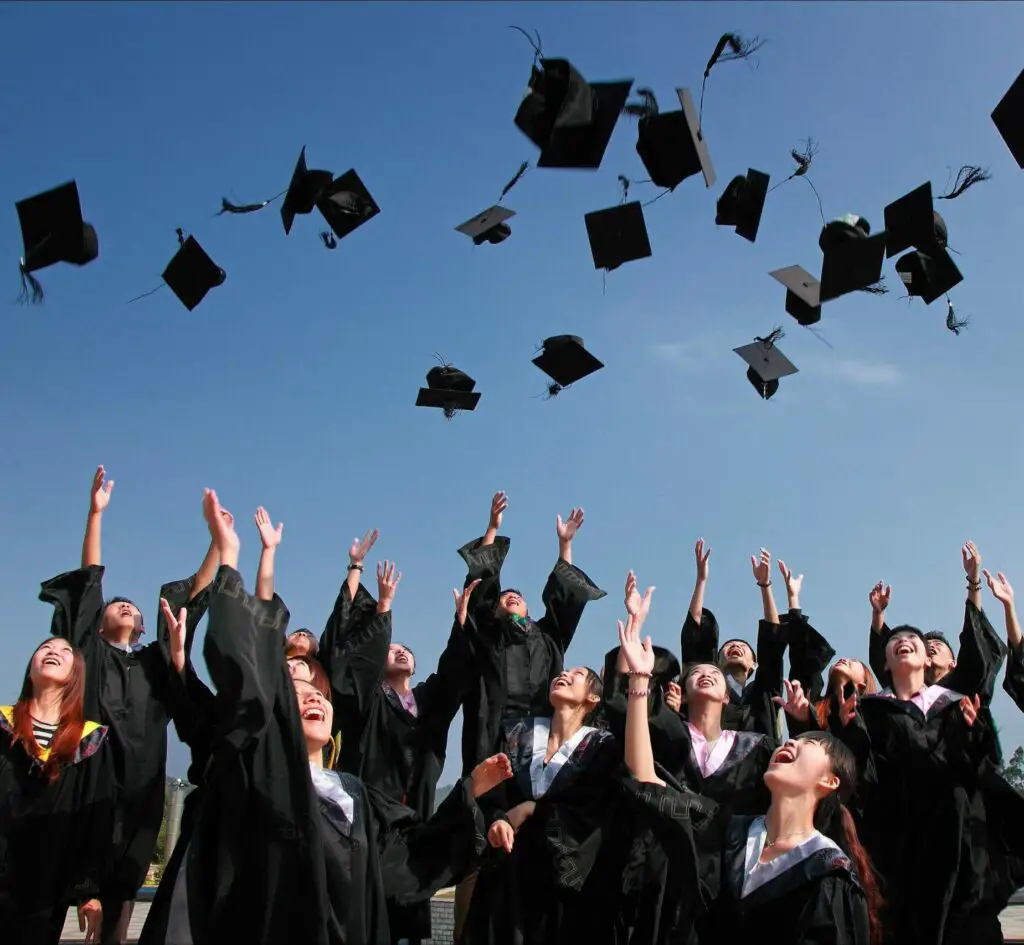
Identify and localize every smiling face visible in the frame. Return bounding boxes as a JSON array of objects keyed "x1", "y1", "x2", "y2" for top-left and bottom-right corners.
[
  {"x1": 286, "y1": 631, "x2": 316, "y2": 658},
  {"x1": 102, "y1": 599, "x2": 143, "y2": 642},
  {"x1": 683, "y1": 663, "x2": 729, "y2": 704},
  {"x1": 386, "y1": 643, "x2": 415, "y2": 677},
  {"x1": 763, "y1": 735, "x2": 840, "y2": 799},
  {"x1": 497, "y1": 589, "x2": 528, "y2": 619},
  {"x1": 718, "y1": 639, "x2": 755, "y2": 674},
  {"x1": 294, "y1": 678, "x2": 333, "y2": 751},
  {"x1": 885, "y1": 630, "x2": 930, "y2": 676},
  {"x1": 287, "y1": 658, "x2": 313, "y2": 683},
  {"x1": 925, "y1": 639, "x2": 956, "y2": 680},
  {"x1": 549, "y1": 666, "x2": 601, "y2": 712},
  {"x1": 831, "y1": 657, "x2": 869, "y2": 691},
  {"x1": 30, "y1": 639, "x2": 76, "y2": 687}
]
